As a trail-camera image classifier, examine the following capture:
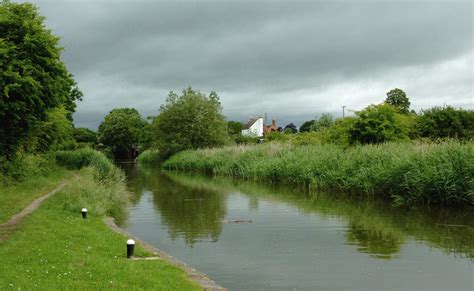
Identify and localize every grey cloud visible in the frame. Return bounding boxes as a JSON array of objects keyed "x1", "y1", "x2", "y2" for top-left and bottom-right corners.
[{"x1": 26, "y1": 0, "x2": 473, "y2": 129}]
